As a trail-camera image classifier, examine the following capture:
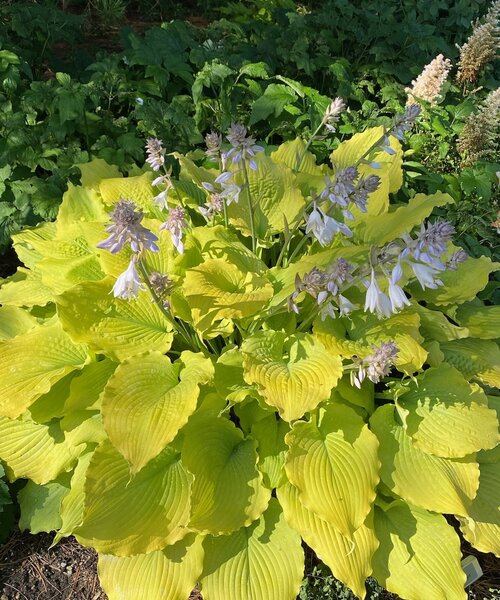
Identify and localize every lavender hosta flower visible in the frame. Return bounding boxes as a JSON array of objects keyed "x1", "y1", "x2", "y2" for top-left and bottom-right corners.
[
  {"x1": 205, "y1": 131, "x2": 223, "y2": 157},
  {"x1": 446, "y1": 249, "x2": 468, "y2": 270},
  {"x1": 296, "y1": 268, "x2": 328, "y2": 302},
  {"x1": 390, "y1": 104, "x2": 421, "y2": 141},
  {"x1": 200, "y1": 193, "x2": 224, "y2": 219},
  {"x1": 220, "y1": 181, "x2": 241, "y2": 206},
  {"x1": 321, "y1": 168, "x2": 358, "y2": 208},
  {"x1": 160, "y1": 207, "x2": 188, "y2": 254},
  {"x1": 112, "y1": 257, "x2": 145, "y2": 300},
  {"x1": 414, "y1": 221, "x2": 455, "y2": 264},
  {"x1": 306, "y1": 204, "x2": 352, "y2": 246},
  {"x1": 97, "y1": 198, "x2": 159, "y2": 254},
  {"x1": 410, "y1": 261, "x2": 443, "y2": 290},
  {"x1": 364, "y1": 269, "x2": 392, "y2": 318},
  {"x1": 326, "y1": 258, "x2": 355, "y2": 295},
  {"x1": 351, "y1": 175, "x2": 381, "y2": 213},
  {"x1": 324, "y1": 97, "x2": 346, "y2": 132},
  {"x1": 151, "y1": 174, "x2": 172, "y2": 210},
  {"x1": 351, "y1": 340, "x2": 399, "y2": 388},
  {"x1": 145, "y1": 138, "x2": 165, "y2": 172},
  {"x1": 337, "y1": 294, "x2": 357, "y2": 317},
  {"x1": 225, "y1": 123, "x2": 264, "y2": 170}
]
